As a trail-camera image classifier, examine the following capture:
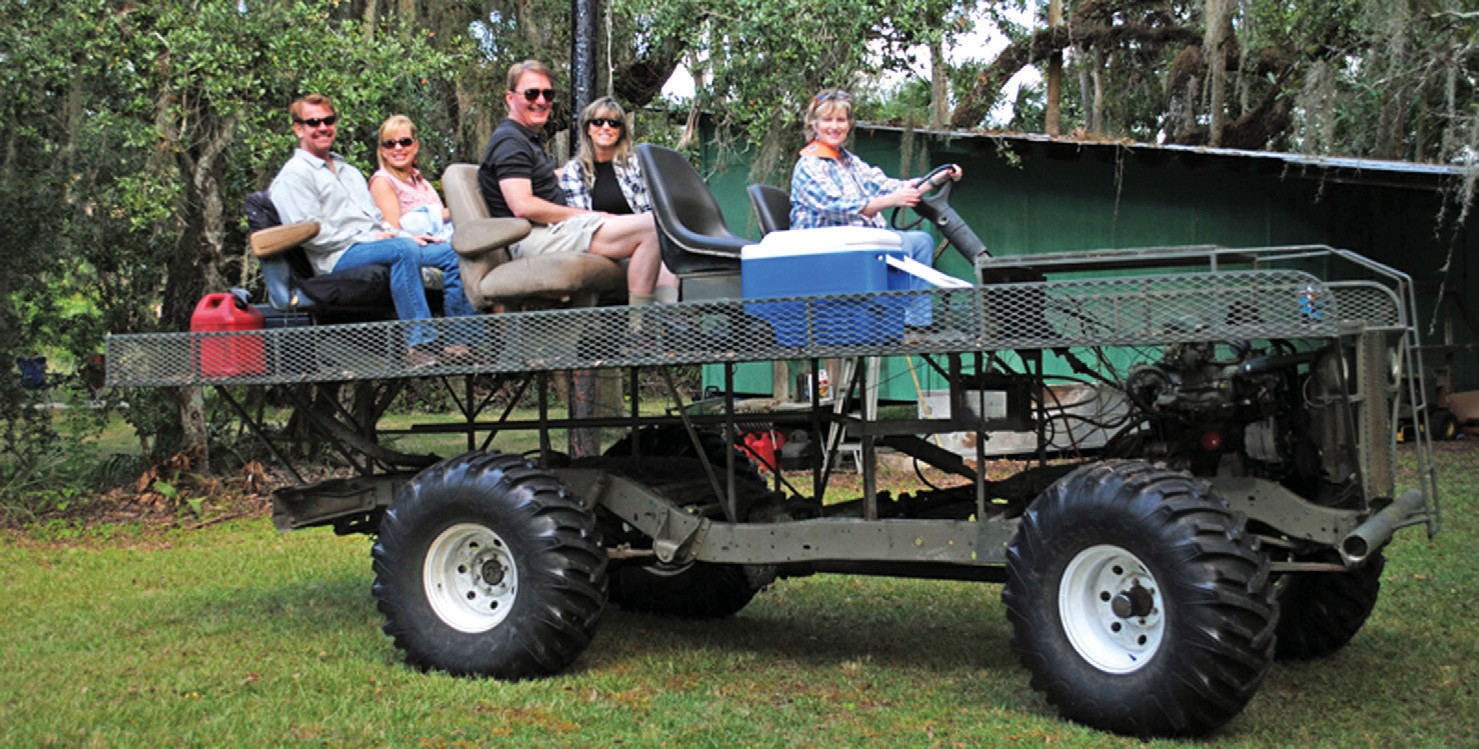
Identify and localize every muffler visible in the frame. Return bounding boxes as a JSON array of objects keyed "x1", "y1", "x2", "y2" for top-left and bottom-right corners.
[{"x1": 1341, "y1": 488, "x2": 1426, "y2": 563}]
